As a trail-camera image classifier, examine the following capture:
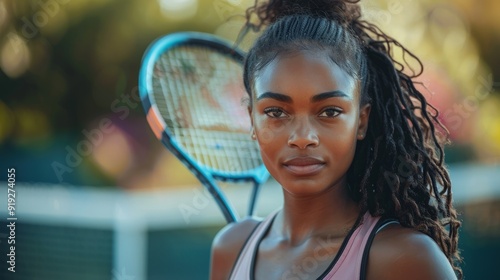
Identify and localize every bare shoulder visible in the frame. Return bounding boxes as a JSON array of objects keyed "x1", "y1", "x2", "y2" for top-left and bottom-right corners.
[
  {"x1": 366, "y1": 223, "x2": 457, "y2": 280},
  {"x1": 210, "y1": 216, "x2": 262, "y2": 280}
]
